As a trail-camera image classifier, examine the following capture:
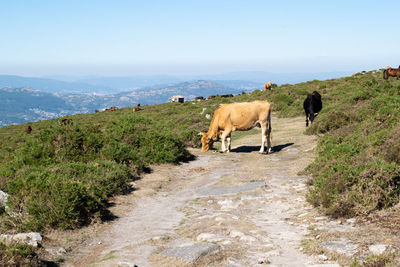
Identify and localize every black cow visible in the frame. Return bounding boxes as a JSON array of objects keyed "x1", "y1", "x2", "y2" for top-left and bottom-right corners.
[{"x1": 303, "y1": 91, "x2": 322, "y2": 127}]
